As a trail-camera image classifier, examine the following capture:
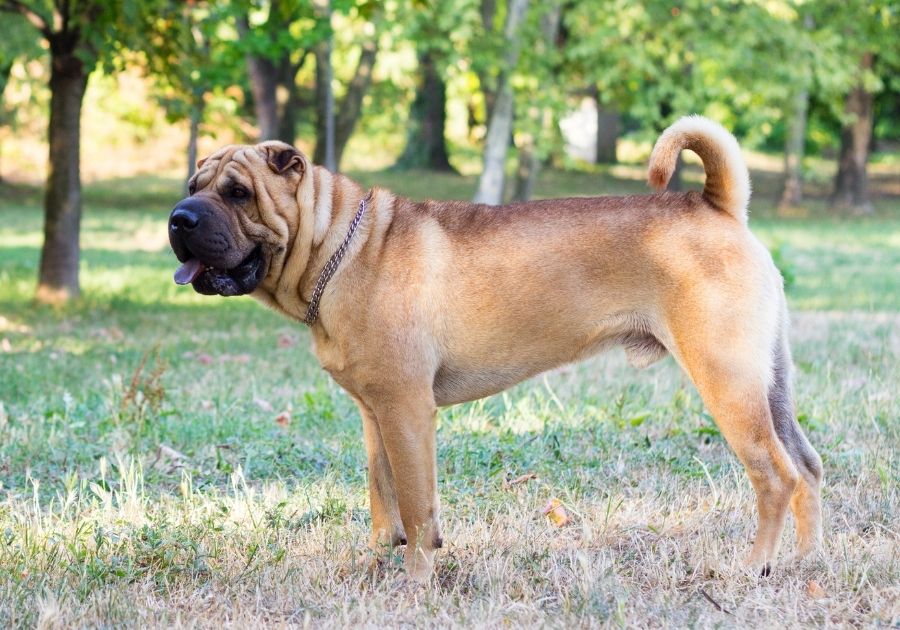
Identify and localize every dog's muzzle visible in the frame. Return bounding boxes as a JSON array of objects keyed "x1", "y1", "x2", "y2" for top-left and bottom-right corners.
[{"x1": 168, "y1": 197, "x2": 267, "y2": 296}]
